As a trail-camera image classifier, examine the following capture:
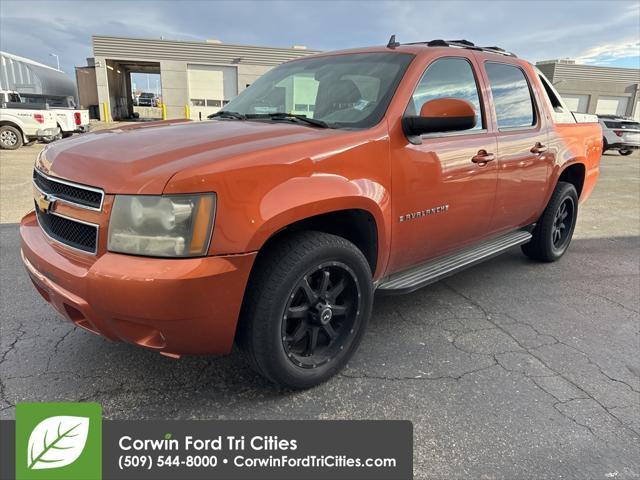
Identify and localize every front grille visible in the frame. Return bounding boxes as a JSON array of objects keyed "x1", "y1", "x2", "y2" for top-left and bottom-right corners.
[
  {"x1": 36, "y1": 208, "x2": 98, "y2": 254},
  {"x1": 33, "y1": 169, "x2": 103, "y2": 210}
]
